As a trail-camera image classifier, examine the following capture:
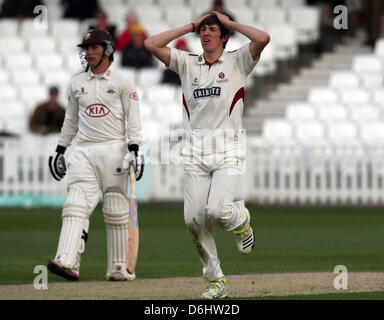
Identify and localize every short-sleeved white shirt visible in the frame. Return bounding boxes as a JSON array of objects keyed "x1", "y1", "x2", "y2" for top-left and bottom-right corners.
[
  {"x1": 170, "y1": 44, "x2": 257, "y2": 155},
  {"x1": 58, "y1": 63, "x2": 142, "y2": 147}
]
